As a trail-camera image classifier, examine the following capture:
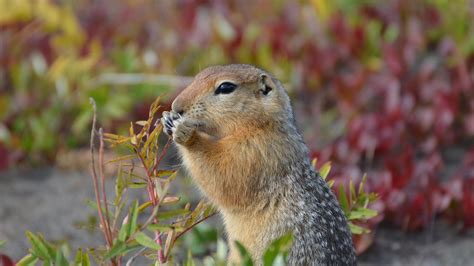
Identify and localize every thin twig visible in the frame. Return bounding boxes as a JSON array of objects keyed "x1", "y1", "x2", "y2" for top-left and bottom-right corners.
[
  {"x1": 134, "y1": 138, "x2": 166, "y2": 263},
  {"x1": 152, "y1": 138, "x2": 172, "y2": 174},
  {"x1": 89, "y1": 98, "x2": 117, "y2": 266},
  {"x1": 99, "y1": 128, "x2": 113, "y2": 244},
  {"x1": 136, "y1": 151, "x2": 158, "y2": 205},
  {"x1": 172, "y1": 212, "x2": 217, "y2": 245},
  {"x1": 89, "y1": 98, "x2": 112, "y2": 247},
  {"x1": 155, "y1": 231, "x2": 166, "y2": 263}
]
